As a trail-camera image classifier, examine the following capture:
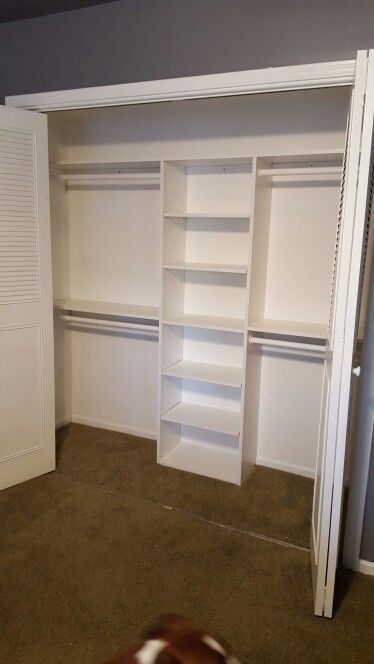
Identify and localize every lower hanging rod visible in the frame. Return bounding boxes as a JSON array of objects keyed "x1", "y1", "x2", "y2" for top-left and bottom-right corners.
[
  {"x1": 248, "y1": 335, "x2": 325, "y2": 354},
  {"x1": 60, "y1": 314, "x2": 159, "y2": 337}
]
